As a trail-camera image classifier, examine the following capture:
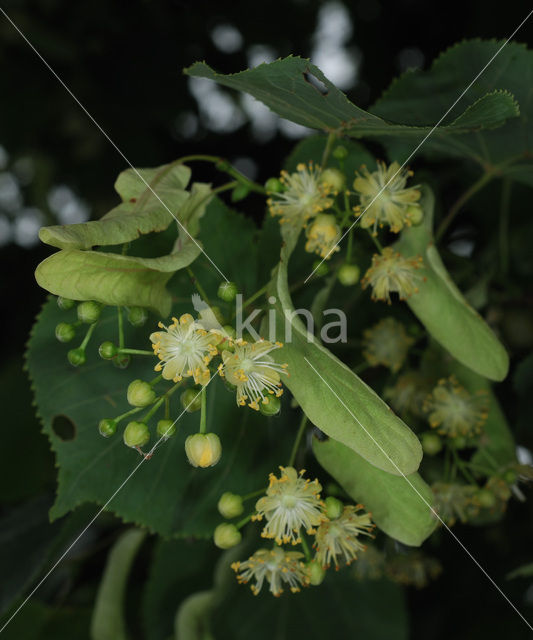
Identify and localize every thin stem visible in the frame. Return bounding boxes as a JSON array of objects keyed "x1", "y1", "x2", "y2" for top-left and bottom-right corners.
[
  {"x1": 117, "y1": 307, "x2": 125, "y2": 349},
  {"x1": 499, "y1": 178, "x2": 512, "y2": 276},
  {"x1": 436, "y1": 172, "x2": 494, "y2": 241},
  {"x1": 164, "y1": 396, "x2": 170, "y2": 420},
  {"x1": 142, "y1": 382, "x2": 181, "y2": 423},
  {"x1": 242, "y1": 488, "x2": 267, "y2": 501},
  {"x1": 367, "y1": 229, "x2": 383, "y2": 253},
  {"x1": 199, "y1": 386, "x2": 207, "y2": 434},
  {"x1": 80, "y1": 322, "x2": 97, "y2": 350},
  {"x1": 118, "y1": 348, "x2": 153, "y2": 356},
  {"x1": 149, "y1": 374, "x2": 163, "y2": 386},
  {"x1": 451, "y1": 448, "x2": 478, "y2": 486},
  {"x1": 346, "y1": 229, "x2": 354, "y2": 263},
  {"x1": 187, "y1": 267, "x2": 211, "y2": 304},
  {"x1": 352, "y1": 361, "x2": 370, "y2": 375},
  {"x1": 114, "y1": 406, "x2": 142, "y2": 423},
  {"x1": 288, "y1": 414, "x2": 308, "y2": 467},
  {"x1": 300, "y1": 534, "x2": 312, "y2": 562},
  {"x1": 176, "y1": 155, "x2": 266, "y2": 194},
  {"x1": 477, "y1": 447, "x2": 501, "y2": 471},
  {"x1": 321, "y1": 132, "x2": 337, "y2": 169},
  {"x1": 235, "y1": 513, "x2": 254, "y2": 530}
]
